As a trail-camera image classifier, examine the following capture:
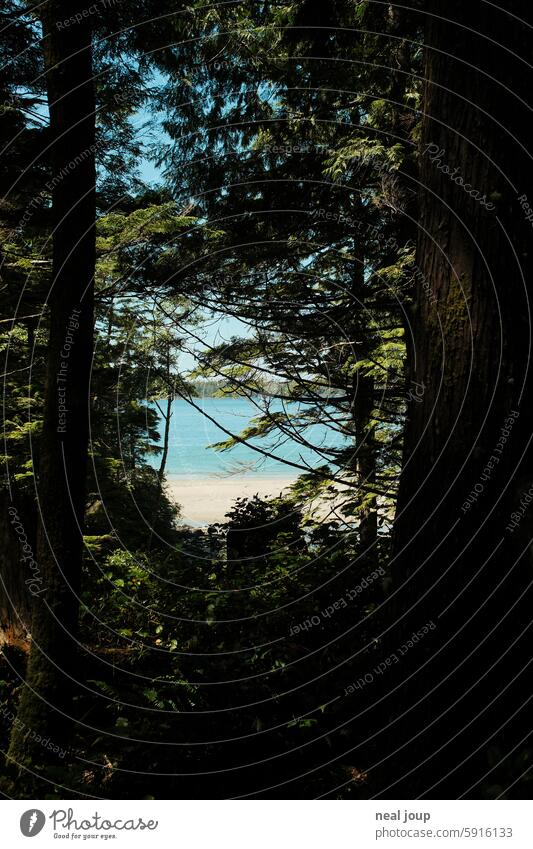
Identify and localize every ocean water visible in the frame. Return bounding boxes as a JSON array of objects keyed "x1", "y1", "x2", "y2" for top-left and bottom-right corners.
[{"x1": 147, "y1": 396, "x2": 348, "y2": 479}]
